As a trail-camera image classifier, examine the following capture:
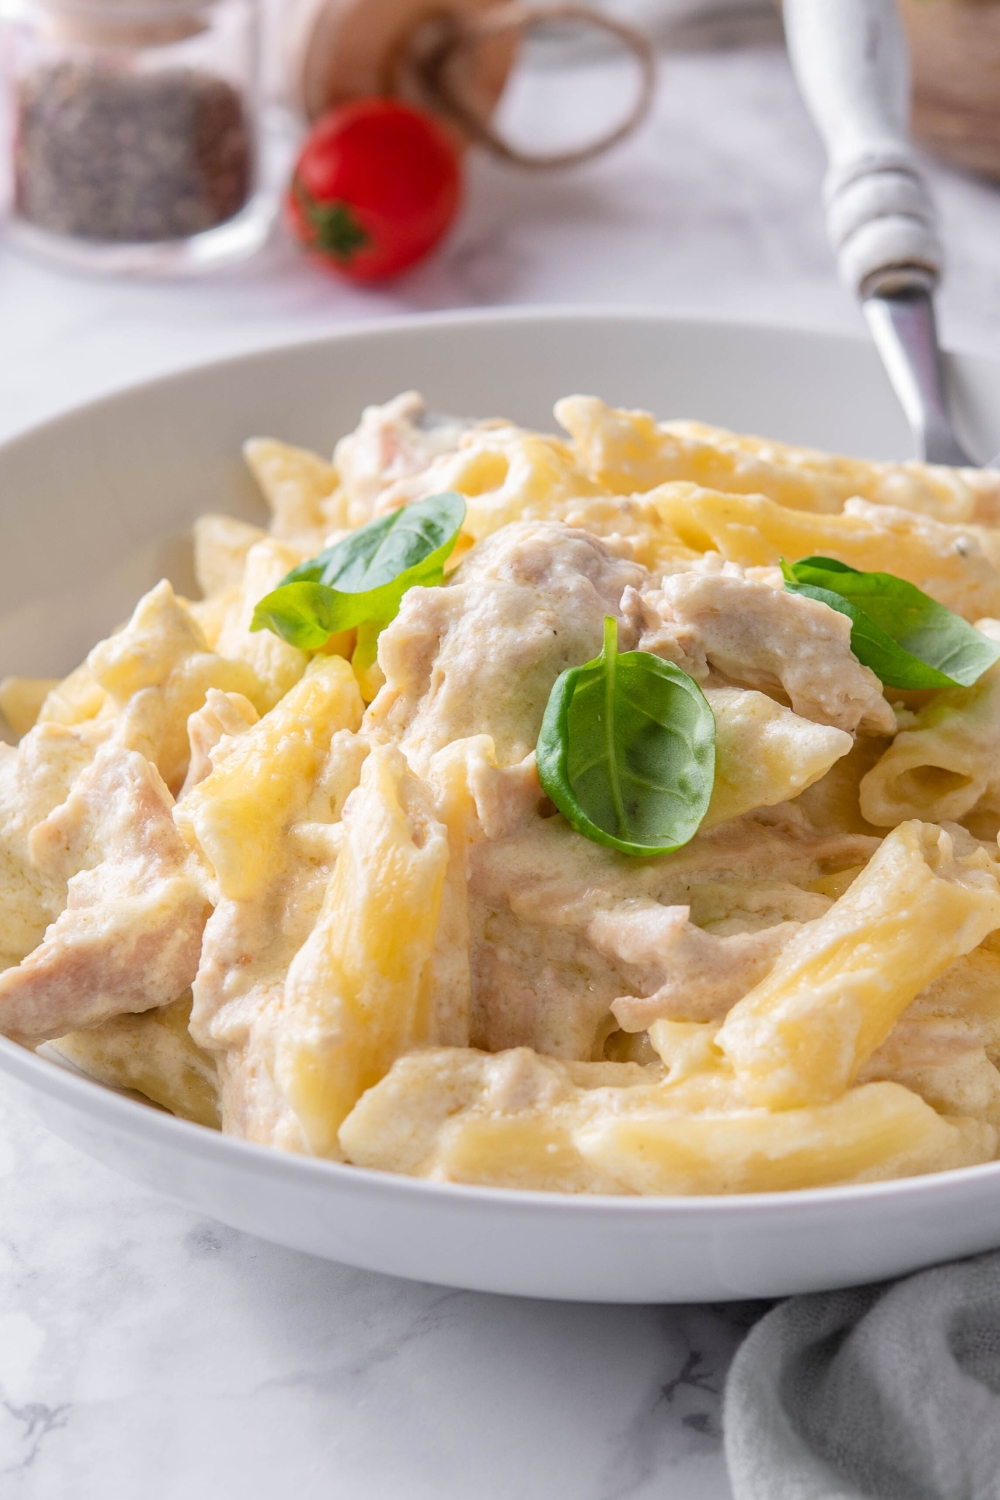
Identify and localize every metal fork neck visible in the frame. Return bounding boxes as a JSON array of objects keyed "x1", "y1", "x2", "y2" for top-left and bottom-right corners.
[{"x1": 861, "y1": 287, "x2": 973, "y2": 467}]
